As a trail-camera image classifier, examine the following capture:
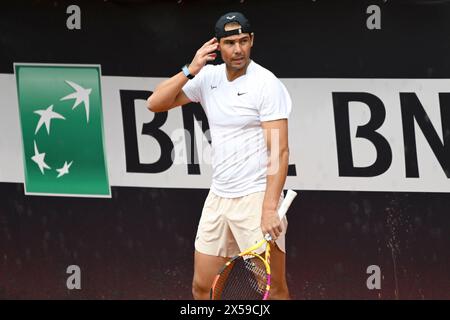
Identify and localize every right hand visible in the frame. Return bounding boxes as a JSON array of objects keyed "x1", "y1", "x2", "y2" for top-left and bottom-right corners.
[{"x1": 189, "y1": 37, "x2": 218, "y2": 76}]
